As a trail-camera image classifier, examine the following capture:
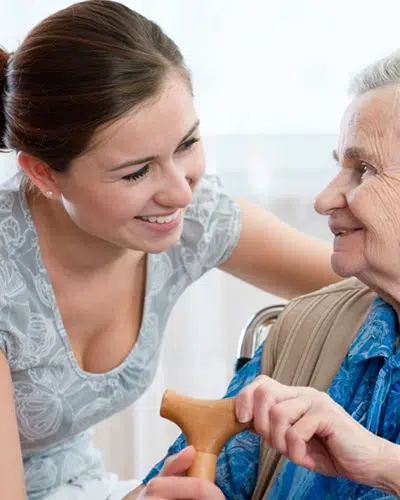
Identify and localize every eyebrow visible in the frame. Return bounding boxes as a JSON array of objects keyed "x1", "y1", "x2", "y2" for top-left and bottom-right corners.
[
  {"x1": 332, "y1": 147, "x2": 379, "y2": 165},
  {"x1": 110, "y1": 119, "x2": 200, "y2": 171}
]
